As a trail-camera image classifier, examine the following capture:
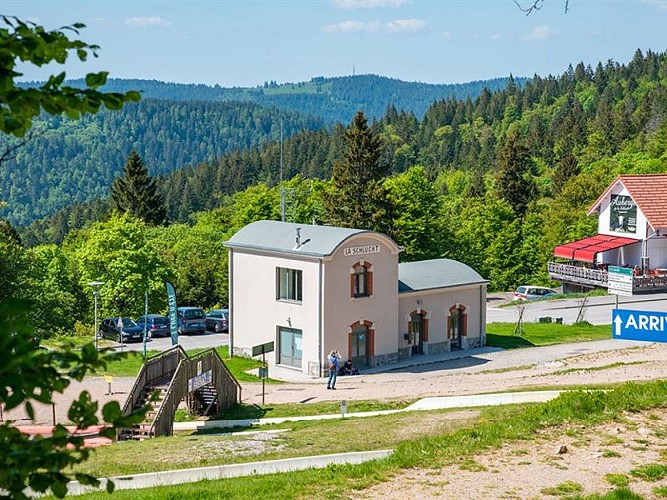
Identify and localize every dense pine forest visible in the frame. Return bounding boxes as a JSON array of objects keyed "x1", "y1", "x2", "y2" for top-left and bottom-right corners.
[
  {"x1": 0, "y1": 100, "x2": 322, "y2": 225},
  {"x1": 4, "y1": 74, "x2": 518, "y2": 226},
  {"x1": 60, "y1": 74, "x2": 522, "y2": 123},
  {"x1": 7, "y1": 49, "x2": 667, "y2": 337}
]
